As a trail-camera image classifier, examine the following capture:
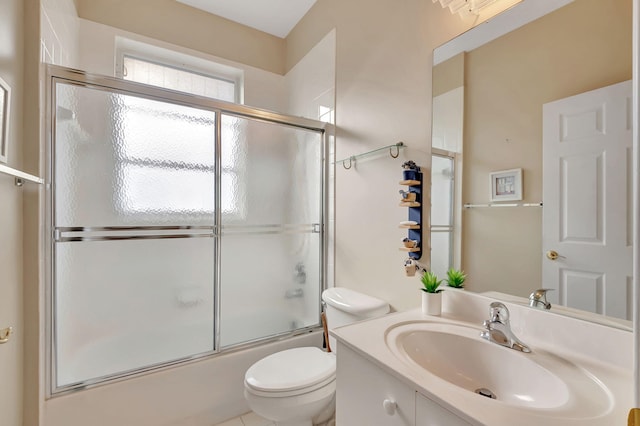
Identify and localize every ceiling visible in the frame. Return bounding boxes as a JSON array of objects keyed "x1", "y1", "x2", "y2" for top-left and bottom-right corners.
[{"x1": 176, "y1": 0, "x2": 317, "y2": 38}]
